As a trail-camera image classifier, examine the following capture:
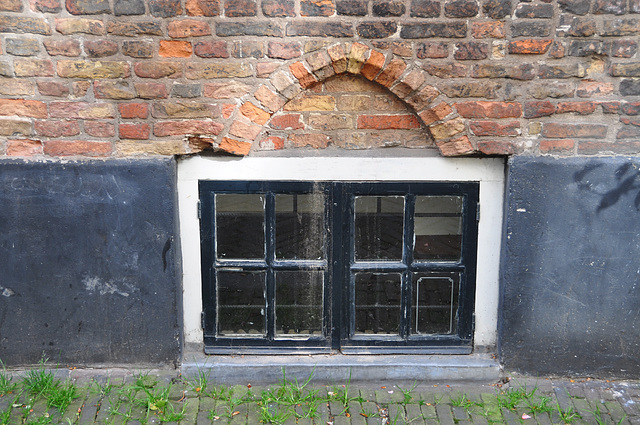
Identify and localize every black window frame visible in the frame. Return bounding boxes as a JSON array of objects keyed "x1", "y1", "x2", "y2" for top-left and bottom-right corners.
[{"x1": 199, "y1": 181, "x2": 479, "y2": 354}]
